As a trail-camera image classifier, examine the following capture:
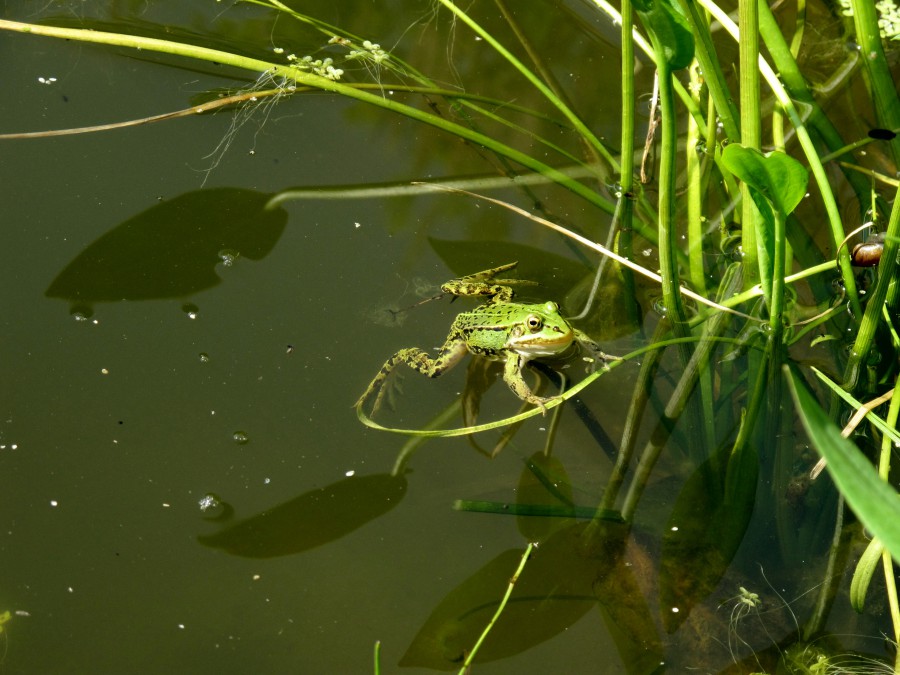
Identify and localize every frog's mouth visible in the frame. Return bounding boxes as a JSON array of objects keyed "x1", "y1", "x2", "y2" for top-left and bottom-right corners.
[{"x1": 509, "y1": 329, "x2": 574, "y2": 357}]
